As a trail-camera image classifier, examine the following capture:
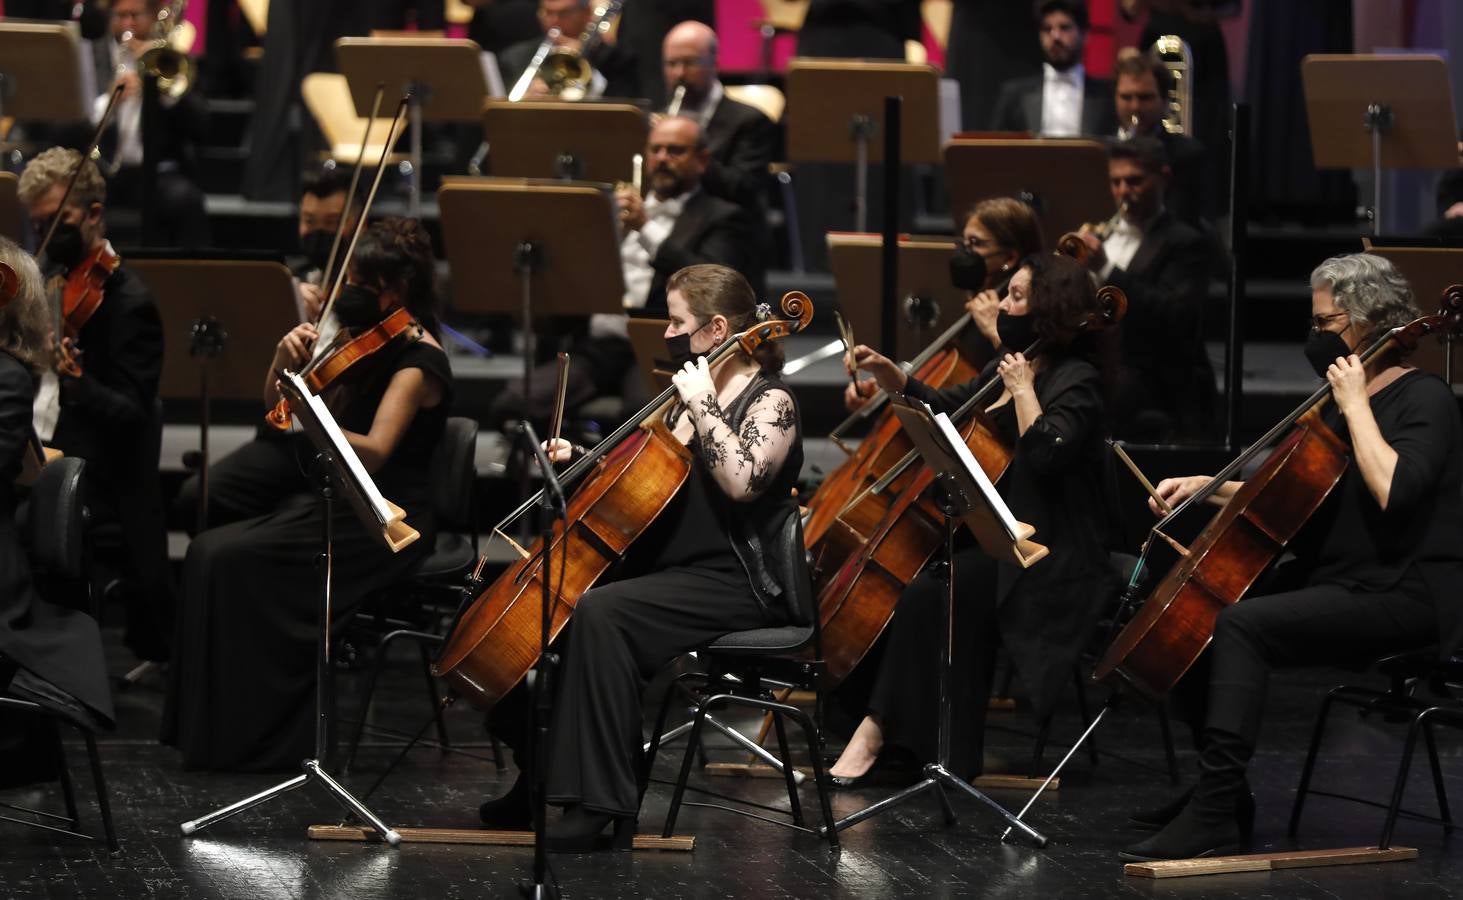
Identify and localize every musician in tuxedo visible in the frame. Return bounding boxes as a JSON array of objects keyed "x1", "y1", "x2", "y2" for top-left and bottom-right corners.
[
  {"x1": 496, "y1": 0, "x2": 640, "y2": 99},
  {"x1": 1113, "y1": 47, "x2": 1213, "y2": 227},
  {"x1": 661, "y1": 20, "x2": 777, "y2": 213},
  {"x1": 17, "y1": 148, "x2": 171, "y2": 665},
  {"x1": 1075, "y1": 137, "x2": 1217, "y2": 441},
  {"x1": 990, "y1": 0, "x2": 1117, "y2": 137},
  {"x1": 488, "y1": 116, "x2": 759, "y2": 430}
]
